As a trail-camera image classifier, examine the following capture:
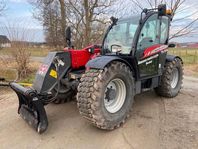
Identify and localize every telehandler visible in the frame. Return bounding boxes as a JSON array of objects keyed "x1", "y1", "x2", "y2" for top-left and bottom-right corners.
[{"x1": 10, "y1": 4, "x2": 183, "y2": 133}]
